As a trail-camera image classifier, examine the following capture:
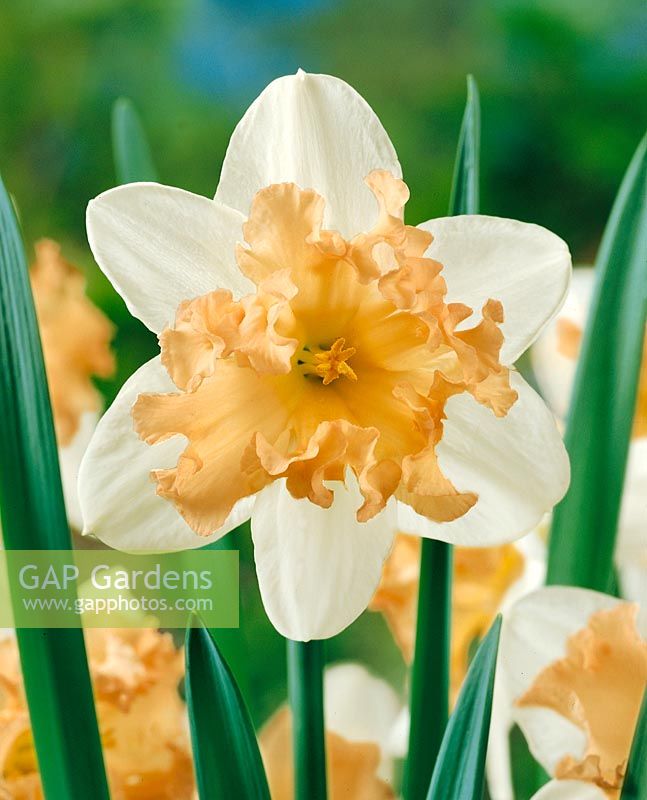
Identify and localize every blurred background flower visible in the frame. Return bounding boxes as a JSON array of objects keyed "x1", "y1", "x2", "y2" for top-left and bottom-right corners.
[
  {"x1": 30, "y1": 239, "x2": 115, "y2": 530},
  {"x1": 260, "y1": 663, "x2": 402, "y2": 798},
  {"x1": 0, "y1": 628, "x2": 194, "y2": 799},
  {"x1": 499, "y1": 587, "x2": 647, "y2": 800},
  {"x1": 531, "y1": 268, "x2": 647, "y2": 609}
]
